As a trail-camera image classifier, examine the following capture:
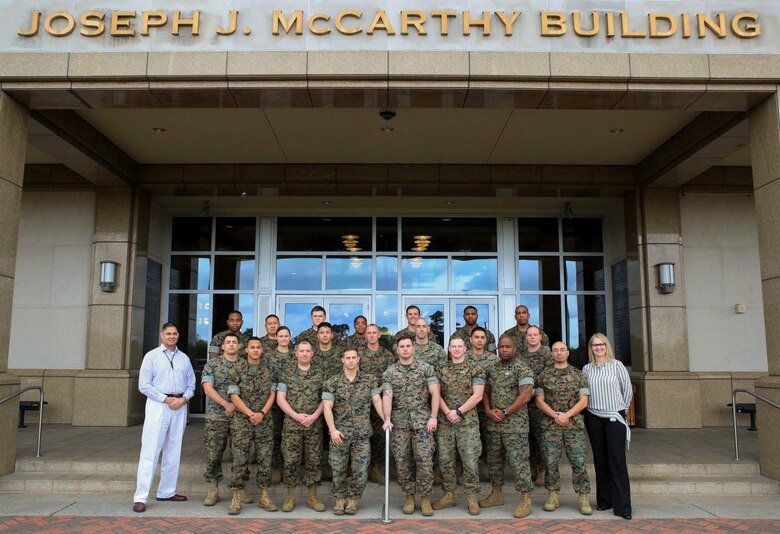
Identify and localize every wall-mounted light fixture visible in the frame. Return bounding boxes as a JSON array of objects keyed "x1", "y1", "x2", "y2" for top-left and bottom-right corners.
[
  {"x1": 656, "y1": 262, "x2": 675, "y2": 294},
  {"x1": 100, "y1": 261, "x2": 119, "y2": 292}
]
